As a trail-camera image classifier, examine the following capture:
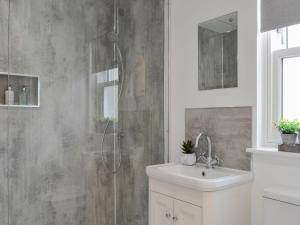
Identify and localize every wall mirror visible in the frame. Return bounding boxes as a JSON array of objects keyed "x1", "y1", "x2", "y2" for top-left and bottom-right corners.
[{"x1": 198, "y1": 12, "x2": 238, "y2": 90}]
